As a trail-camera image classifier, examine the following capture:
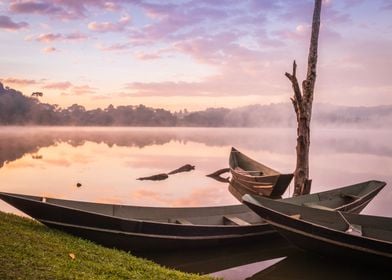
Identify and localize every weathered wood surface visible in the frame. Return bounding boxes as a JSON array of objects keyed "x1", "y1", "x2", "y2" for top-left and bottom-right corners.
[
  {"x1": 168, "y1": 164, "x2": 195, "y2": 175},
  {"x1": 137, "y1": 164, "x2": 195, "y2": 181},
  {"x1": 206, "y1": 168, "x2": 230, "y2": 183},
  {"x1": 285, "y1": 0, "x2": 322, "y2": 196},
  {"x1": 137, "y1": 173, "x2": 169, "y2": 181}
]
